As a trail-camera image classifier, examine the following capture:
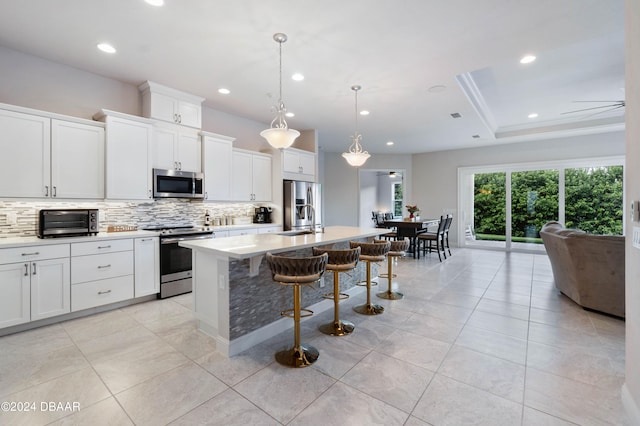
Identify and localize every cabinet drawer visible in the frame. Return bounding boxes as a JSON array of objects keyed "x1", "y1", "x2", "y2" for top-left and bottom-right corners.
[
  {"x1": 71, "y1": 239, "x2": 133, "y2": 256},
  {"x1": 0, "y1": 244, "x2": 69, "y2": 264},
  {"x1": 71, "y1": 251, "x2": 133, "y2": 284},
  {"x1": 71, "y1": 275, "x2": 133, "y2": 312}
]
